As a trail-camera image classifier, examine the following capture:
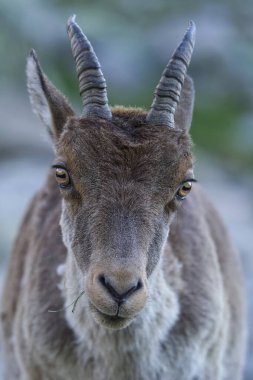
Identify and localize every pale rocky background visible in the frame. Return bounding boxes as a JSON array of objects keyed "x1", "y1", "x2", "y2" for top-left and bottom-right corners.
[{"x1": 0, "y1": 0, "x2": 252, "y2": 378}]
